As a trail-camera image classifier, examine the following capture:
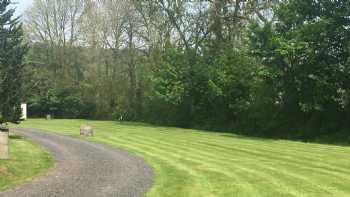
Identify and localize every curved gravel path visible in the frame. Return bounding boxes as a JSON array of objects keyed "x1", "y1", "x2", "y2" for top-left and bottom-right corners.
[{"x1": 0, "y1": 128, "x2": 153, "y2": 197}]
